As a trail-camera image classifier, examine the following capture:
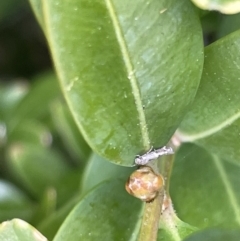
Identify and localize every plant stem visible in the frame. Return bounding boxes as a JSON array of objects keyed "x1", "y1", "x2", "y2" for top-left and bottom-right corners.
[
  {"x1": 137, "y1": 136, "x2": 182, "y2": 241},
  {"x1": 160, "y1": 154, "x2": 175, "y2": 194},
  {"x1": 138, "y1": 187, "x2": 164, "y2": 241}
]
